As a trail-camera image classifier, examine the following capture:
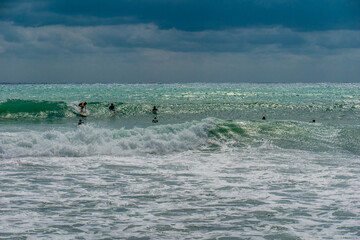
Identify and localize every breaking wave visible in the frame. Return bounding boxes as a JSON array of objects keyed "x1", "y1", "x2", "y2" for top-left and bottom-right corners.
[{"x1": 1, "y1": 118, "x2": 359, "y2": 159}]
